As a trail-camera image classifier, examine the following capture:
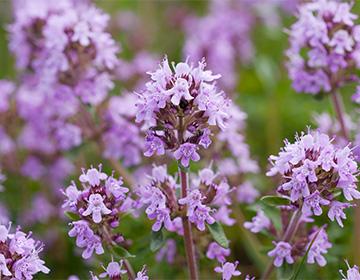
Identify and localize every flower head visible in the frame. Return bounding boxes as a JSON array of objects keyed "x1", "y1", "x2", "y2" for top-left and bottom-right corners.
[
  {"x1": 268, "y1": 241, "x2": 294, "y2": 267},
  {"x1": 214, "y1": 261, "x2": 241, "y2": 280}
]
